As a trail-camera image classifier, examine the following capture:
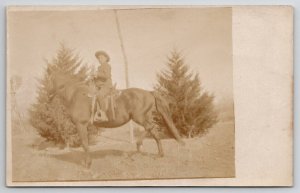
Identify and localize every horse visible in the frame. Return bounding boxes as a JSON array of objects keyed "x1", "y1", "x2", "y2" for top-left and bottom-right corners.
[{"x1": 49, "y1": 70, "x2": 185, "y2": 168}]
